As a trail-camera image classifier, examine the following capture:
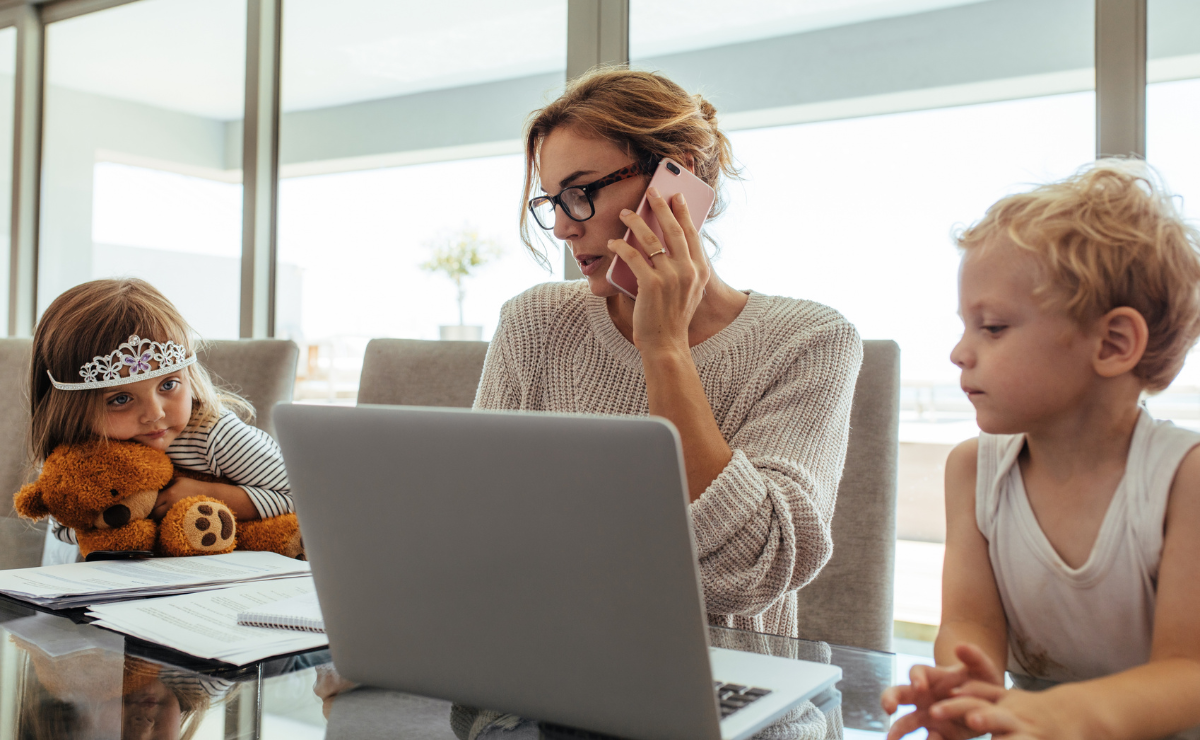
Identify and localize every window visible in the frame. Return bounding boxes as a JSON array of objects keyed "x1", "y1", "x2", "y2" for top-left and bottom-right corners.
[
  {"x1": 1145, "y1": 0, "x2": 1200, "y2": 428},
  {"x1": 0, "y1": 27, "x2": 14, "y2": 331},
  {"x1": 39, "y1": 0, "x2": 246, "y2": 337},
  {"x1": 277, "y1": 0, "x2": 567, "y2": 402}
]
